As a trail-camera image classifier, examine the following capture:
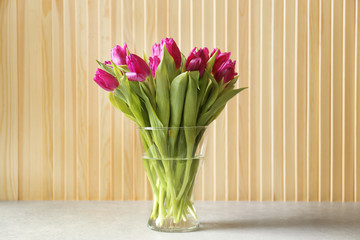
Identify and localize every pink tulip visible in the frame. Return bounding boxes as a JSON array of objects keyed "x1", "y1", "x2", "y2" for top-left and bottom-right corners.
[
  {"x1": 152, "y1": 43, "x2": 162, "y2": 58},
  {"x1": 149, "y1": 38, "x2": 181, "y2": 77},
  {"x1": 125, "y1": 54, "x2": 150, "y2": 82},
  {"x1": 94, "y1": 68, "x2": 119, "y2": 91},
  {"x1": 149, "y1": 56, "x2": 160, "y2": 78},
  {"x1": 111, "y1": 43, "x2": 128, "y2": 65},
  {"x1": 185, "y1": 47, "x2": 209, "y2": 77},
  {"x1": 160, "y1": 38, "x2": 181, "y2": 69},
  {"x1": 210, "y1": 48, "x2": 231, "y2": 74},
  {"x1": 213, "y1": 59, "x2": 237, "y2": 83}
]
